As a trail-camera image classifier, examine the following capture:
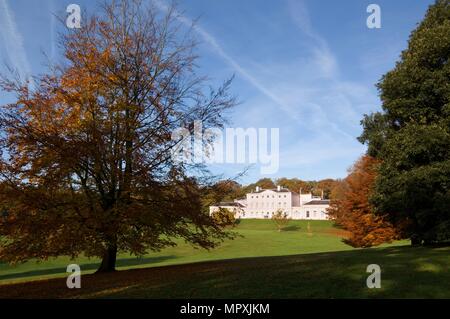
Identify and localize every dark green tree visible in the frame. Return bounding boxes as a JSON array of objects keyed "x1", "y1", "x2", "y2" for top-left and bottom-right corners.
[{"x1": 359, "y1": 0, "x2": 450, "y2": 245}]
